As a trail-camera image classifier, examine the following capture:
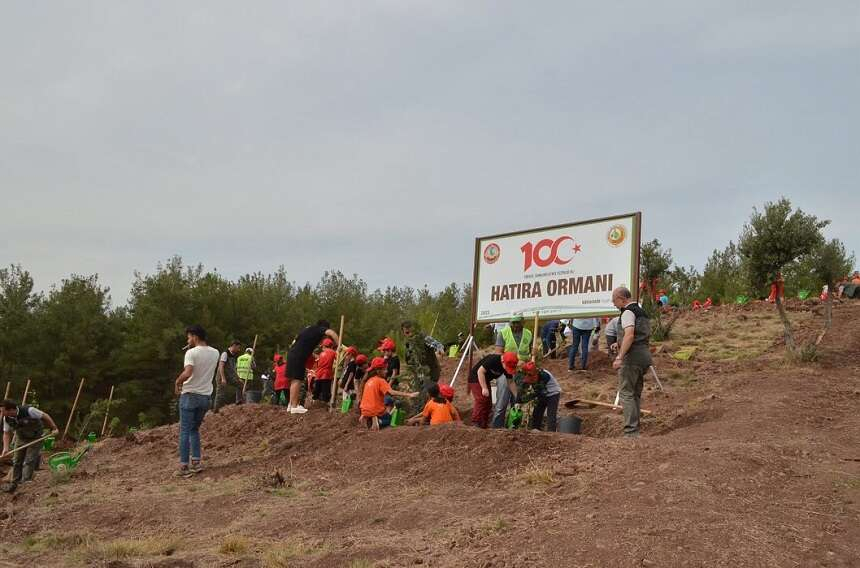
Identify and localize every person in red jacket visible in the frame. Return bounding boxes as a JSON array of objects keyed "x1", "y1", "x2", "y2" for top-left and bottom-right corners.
[
  {"x1": 272, "y1": 354, "x2": 289, "y2": 406},
  {"x1": 312, "y1": 338, "x2": 338, "y2": 404}
]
